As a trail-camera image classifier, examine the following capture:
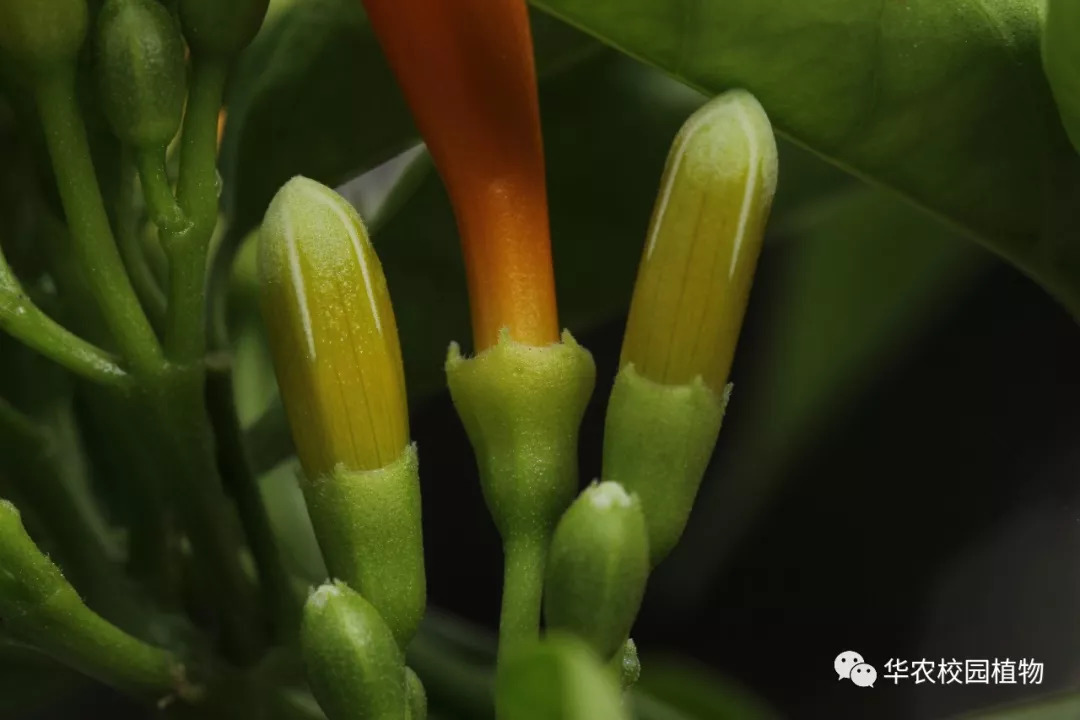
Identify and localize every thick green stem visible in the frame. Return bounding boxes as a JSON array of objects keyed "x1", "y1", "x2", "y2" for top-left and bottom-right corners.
[
  {"x1": 148, "y1": 366, "x2": 265, "y2": 663},
  {"x1": 136, "y1": 146, "x2": 188, "y2": 237},
  {"x1": 33, "y1": 67, "x2": 163, "y2": 376},
  {"x1": 498, "y1": 532, "x2": 547, "y2": 664},
  {"x1": 206, "y1": 355, "x2": 297, "y2": 638},
  {"x1": 163, "y1": 57, "x2": 227, "y2": 364}
]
